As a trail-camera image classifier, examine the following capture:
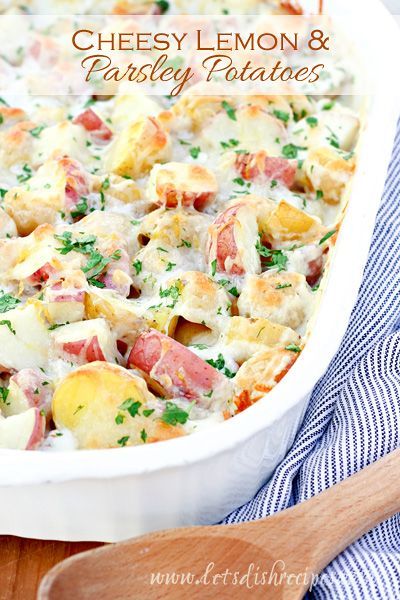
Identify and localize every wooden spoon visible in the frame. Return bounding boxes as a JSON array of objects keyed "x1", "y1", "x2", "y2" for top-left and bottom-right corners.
[{"x1": 38, "y1": 448, "x2": 400, "y2": 600}]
